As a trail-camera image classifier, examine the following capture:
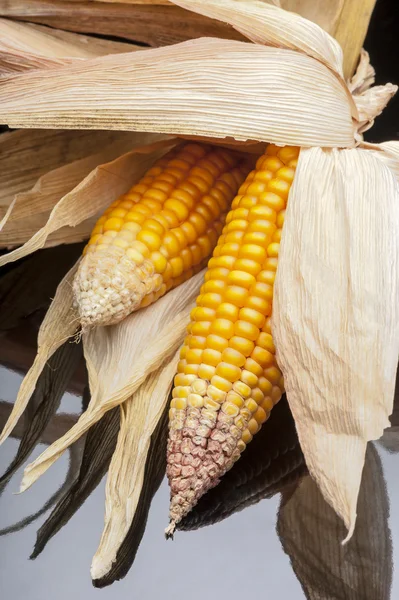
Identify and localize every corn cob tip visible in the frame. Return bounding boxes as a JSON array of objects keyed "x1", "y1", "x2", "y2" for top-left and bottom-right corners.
[
  {"x1": 73, "y1": 245, "x2": 156, "y2": 328},
  {"x1": 164, "y1": 522, "x2": 176, "y2": 540}
]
